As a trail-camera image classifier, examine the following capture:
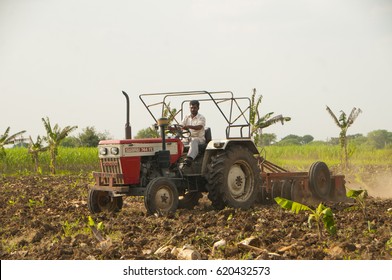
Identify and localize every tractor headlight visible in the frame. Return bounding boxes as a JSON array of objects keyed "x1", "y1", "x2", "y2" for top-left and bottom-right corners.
[
  {"x1": 110, "y1": 147, "x2": 119, "y2": 155},
  {"x1": 99, "y1": 147, "x2": 108, "y2": 156}
]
